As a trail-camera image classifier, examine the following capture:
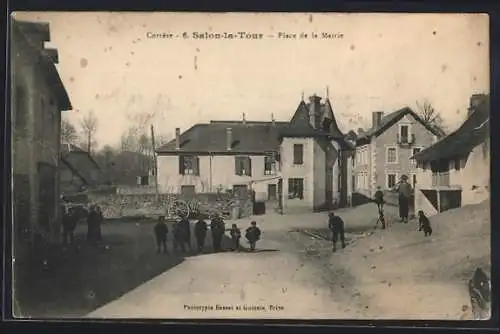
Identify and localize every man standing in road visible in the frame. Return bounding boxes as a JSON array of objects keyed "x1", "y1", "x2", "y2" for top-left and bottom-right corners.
[
  {"x1": 328, "y1": 211, "x2": 346, "y2": 252},
  {"x1": 210, "y1": 213, "x2": 225, "y2": 252},
  {"x1": 194, "y1": 217, "x2": 208, "y2": 253},
  {"x1": 394, "y1": 174, "x2": 413, "y2": 223}
]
